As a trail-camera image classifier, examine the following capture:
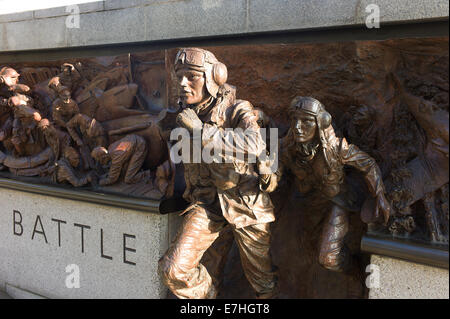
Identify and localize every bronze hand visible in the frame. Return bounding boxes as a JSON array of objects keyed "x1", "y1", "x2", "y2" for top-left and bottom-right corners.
[{"x1": 176, "y1": 108, "x2": 203, "y2": 133}]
